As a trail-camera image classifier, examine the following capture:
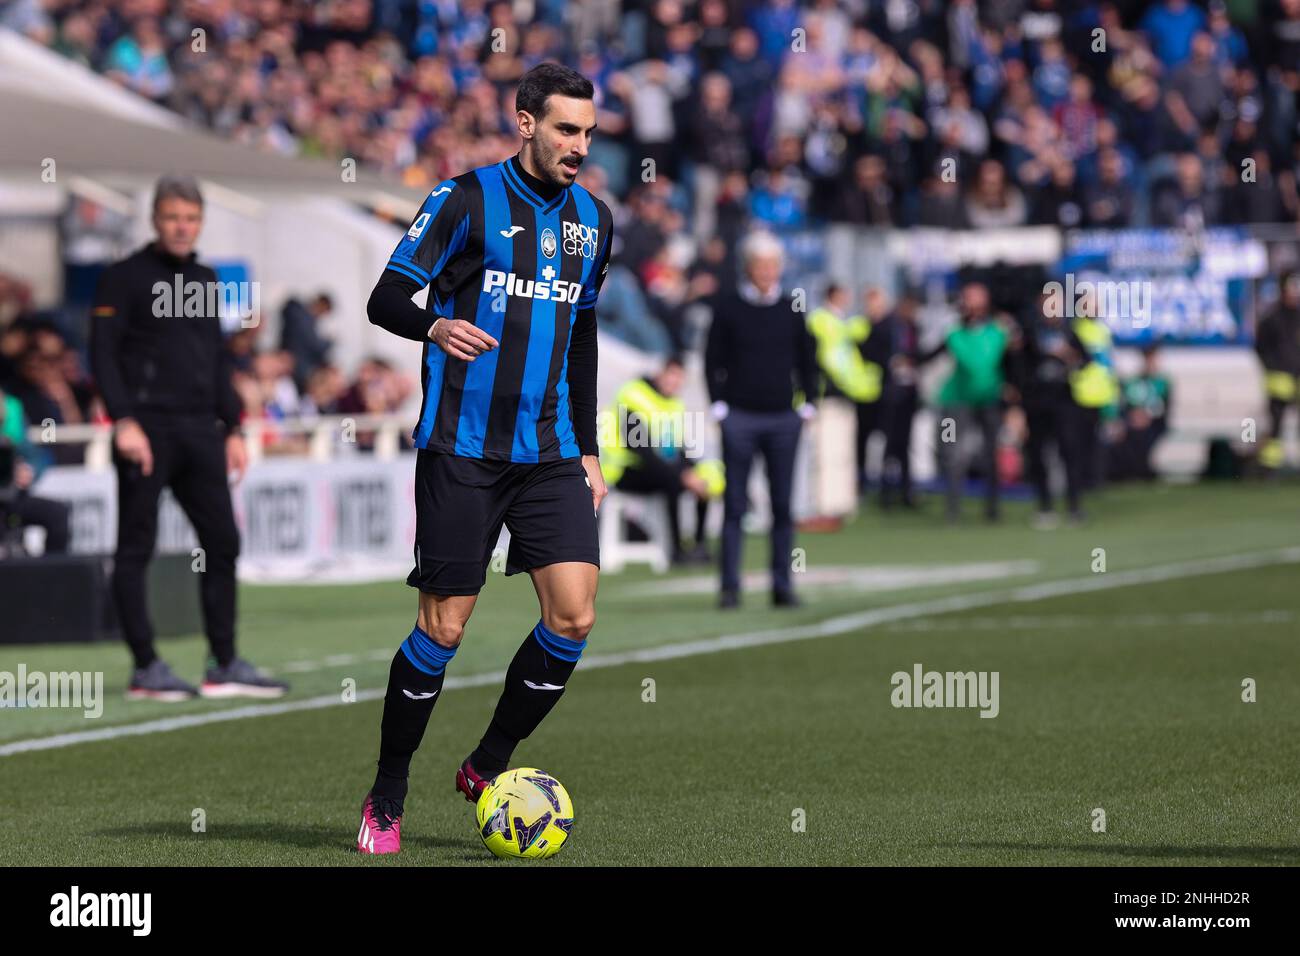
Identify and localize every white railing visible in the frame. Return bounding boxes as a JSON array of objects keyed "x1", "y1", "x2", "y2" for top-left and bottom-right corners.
[{"x1": 25, "y1": 414, "x2": 410, "y2": 469}]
